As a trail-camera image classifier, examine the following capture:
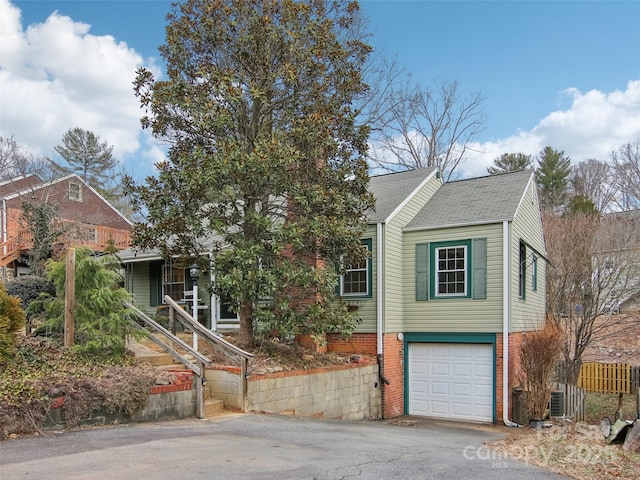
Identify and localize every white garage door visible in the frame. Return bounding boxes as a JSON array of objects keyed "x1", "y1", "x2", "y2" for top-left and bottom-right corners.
[{"x1": 408, "y1": 343, "x2": 493, "y2": 422}]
